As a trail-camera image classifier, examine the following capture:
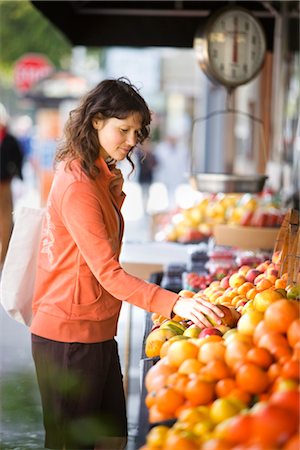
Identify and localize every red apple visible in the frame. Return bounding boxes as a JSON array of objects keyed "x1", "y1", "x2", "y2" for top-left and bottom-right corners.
[
  {"x1": 245, "y1": 269, "x2": 262, "y2": 283},
  {"x1": 220, "y1": 275, "x2": 230, "y2": 289},
  {"x1": 238, "y1": 265, "x2": 251, "y2": 277},
  {"x1": 199, "y1": 327, "x2": 223, "y2": 339},
  {"x1": 256, "y1": 260, "x2": 271, "y2": 272}
]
